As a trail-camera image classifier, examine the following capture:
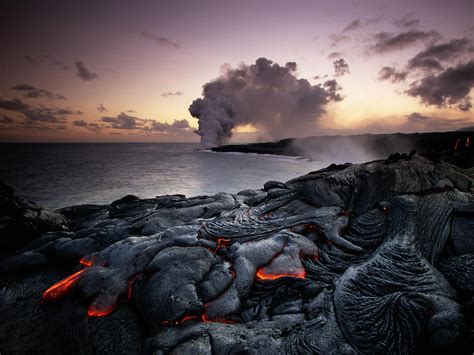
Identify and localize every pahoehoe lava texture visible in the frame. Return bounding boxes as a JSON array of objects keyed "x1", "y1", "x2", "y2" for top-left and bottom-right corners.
[{"x1": 0, "y1": 154, "x2": 473, "y2": 354}]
